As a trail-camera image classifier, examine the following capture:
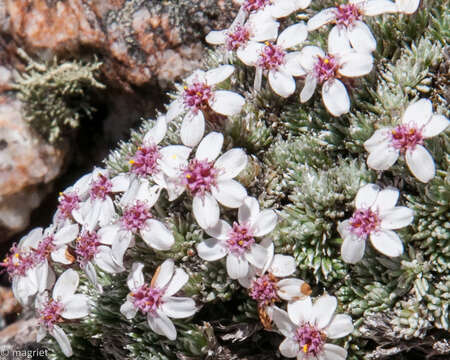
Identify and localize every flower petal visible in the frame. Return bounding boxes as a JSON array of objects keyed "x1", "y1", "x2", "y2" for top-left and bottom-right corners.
[
  {"x1": 180, "y1": 111, "x2": 205, "y2": 147},
  {"x1": 212, "y1": 180, "x2": 247, "y2": 208},
  {"x1": 51, "y1": 246, "x2": 73, "y2": 265},
  {"x1": 355, "y1": 183, "x2": 380, "y2": 209},
  {"x1": 251, "y1": 209, "x2": 277, "y2": 236},
  {"x1": 280, "y1": 52, "x2": 306, "y2": 77},
  {"x1": 193, "y1": 193, "x2": 220, "y2": 229},
  {"x1": 272, "y1": 306, "x2": 297, "y2": 337},
  {"x1": 287, "y1": 297, "x2": 313, "y2": 325},
  {"x1": 196, "y1": 238, "x2": 228, "y2": 261},
  {"x1": 61, "y1": 294, "x2": 89, "y2": 319},
  {"x1": 238, "y1": 196, "x2": 260, "y2": 226},
  {"x1": 364, "y1": 128, "x2": 391, "y2": 152},
  {"x1": 370, "y1": 230, "x2": 404, "y2": 257},
  {"x1": 340, "y1": 232, "x2": 366, "y2": 264},
  {"x1": 277, "y1": 22, "x2": 308, "y2": 49},
  {"x1": 111, "y1": 174, "x2": 131, "y2": 193},
  {"x1": 268, "y1": 70, "x2": 296, "y2": 98},
  {"x1": 311, "y1": 294, "x2": 337, "y2": 329},
  {"x1": 322, "y1": 79, "x2": 350, "y2": 116},
  {"x1": 279, "y1": 338, "x2": 300, "y2": 358},
  {"x1": 402, "y1": 99, "x2": 433, "y2": 128},
  {"x1": 98, "y1": 224, "x2": 121, "y2": 245},
  {"x1": 405, "y1": 145, "x2": 435, "y2": 183},
  {"x1": 127, "y1": 262, "x2": 145, "y2": 291},
  {"x1": 245, "y1": 243, "x2": 268, "y2": 268},
  {"x1": 307, "y1": 8, "x2": 337, "y2": 30},
  {"x1": 204, "y1": 220, "x2": 232, "y2": 241},
  {"x1": 422, "y1": 114, "x2": 449, "y2": 138},
  {"x1": 205, "y1": 65, "x2": 234, "y2": 85},
  {"x1": 270, "y1": 254, "x2": 297, "y2": 277},
  {"x1": 215, "y1": 149, "x2": 248, "y2": 181},
  {"x1": 209, "y1": 90, "x2": 245, "y2": 116},
  {"x1": 300, "y1": 73, "x2": 317, "y2": 103},
  {"x1": 152, "y1": 259, "x2": 175, "y2": 289},
  {"x1": 111, "y1": 231, "x2": 133, "y2": 268},
  {"x1": 53, "y1": 223, "x2": 79, "y2": 245},
  {"x1": 50, "y1": 325, "x2": 73, "y2": 357},
  {"x1": 320, "y1": 344, "x2": 347, "y2": 360},
  {"x1": 299, "y1": 46, "x2": 325, "y2": 71},
  {"x1": 205, "y1": 30, "x2": 226, "y2": 45},
  {"x1": 161, "y1": 297, "x2": 197, "y2": 319},
  {"x1": 366, "y1": 142, "x2": 399, "y2": 170},
  {"x1": 237, "y1": 41, "x2": 265, "y2": 66},
  {"x1": 325, "y1": 314, "x2": 354, "y2": 339},
  {"x1": 395, "y1": 0, "x2": 420, "y2": 14},
  {"x1": 278, "y1": 278, "x2": 308, "y2": 301},
  {"x1": 165, "y1": 268, "x2": 189, "y2": 296},
  {"x1": 147, "y1": 310, "x2": 177, "y2": 340},
  {"x1": 141, "y1": 220, "x2": 175, "y2": 251},
  {"x1": 226, "y1": 253, "x2": 249, "y2": 279},
  {"x1": 338, "y1": 52, "x2": 373, "y2": 77},
  {"x1": 249, "y1": 15, "x2": 279, "y2": 41},
  {"x1": 120, "y1": 299, "x2": 138, "y2": 319},
  {"x1": 362, "y1": 0, "x2": 398, "y2": 15},
  {"x1": 143, "y1": 116, "x2": 167, "y2": 146},
  {"x1": 94, "y1": 246, "x2": 125, "y2": 273},
  {"x1": 347, "y1": 21, "x2": 377, "y2": 53},
  {"x1": 53, "y1": 269, "x2": 79, "y2": 302},
  {"x1": 380, "y1": 207, "x2": 414, "y2": 229},
  {"x1": 166, "y1": 99, "x2": 184, "y2": 122},
  {"x1": 196, "y1": 132, "x2": 224, "y2": 161},
  {"x1": 328, "y1": 25, "x2": 352, "y2": 56},
  {"x1": 371, "y1": 186, "x2": 399, "y2": 211}
]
